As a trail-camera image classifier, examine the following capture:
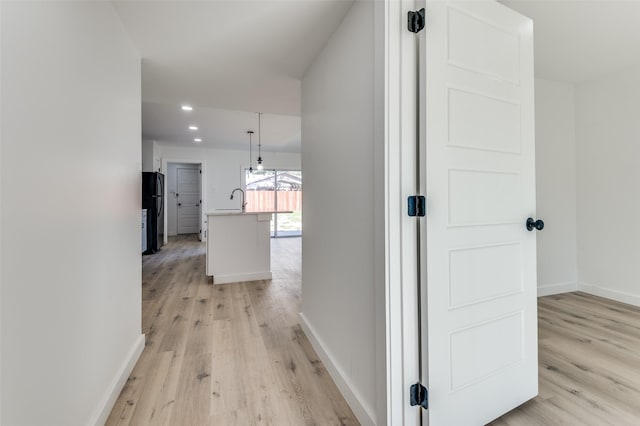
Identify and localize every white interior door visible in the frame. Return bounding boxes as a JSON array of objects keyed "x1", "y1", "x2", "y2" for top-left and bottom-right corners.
[
  {"x1": 177, "y1": 167, "x2": 201, "y2": 235},
  {"x1": 420, "y1": 1, "x2": 537, "y2": 424}
]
